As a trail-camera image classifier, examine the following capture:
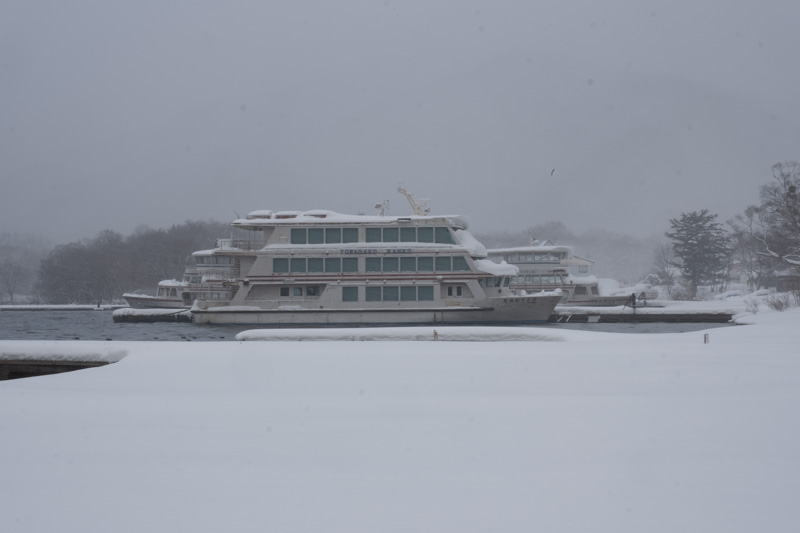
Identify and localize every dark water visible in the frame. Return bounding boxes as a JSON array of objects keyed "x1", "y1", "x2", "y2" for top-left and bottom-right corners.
[{"x1": 0, "y1": 310, "x2": 732, "y2": 341}]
